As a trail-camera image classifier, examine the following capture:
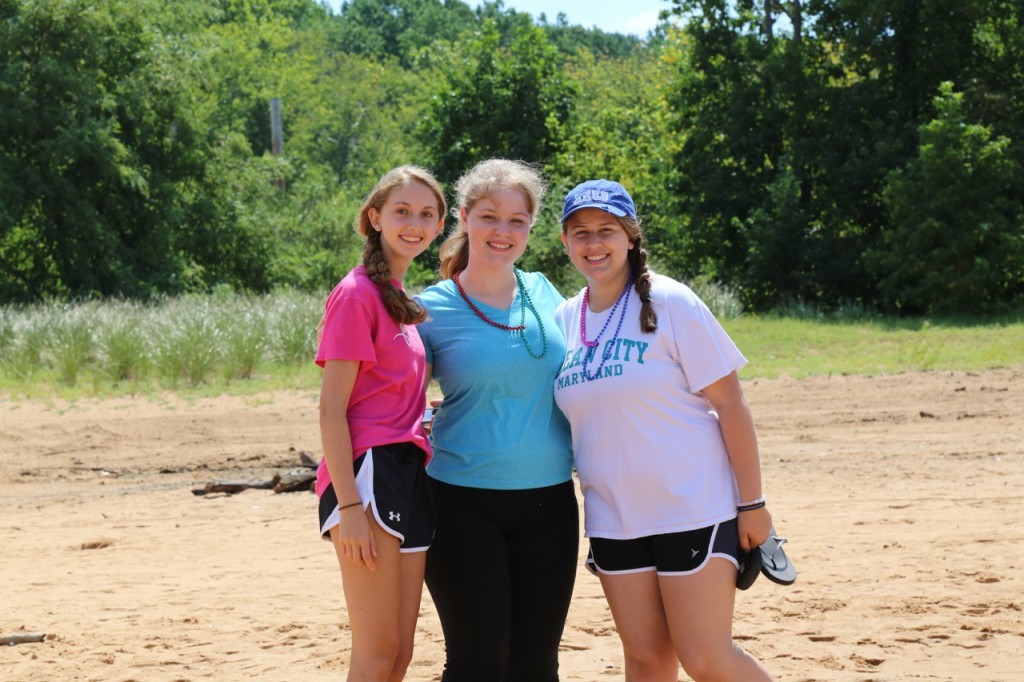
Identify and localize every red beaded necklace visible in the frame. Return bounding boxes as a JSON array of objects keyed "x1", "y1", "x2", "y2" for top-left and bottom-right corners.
[
  {"x1": 452, "y1": 269, "x2": 548, "y2": 359},
  {"x1": 452, "y1": 270, "x2": 525, "y2": 331}
]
